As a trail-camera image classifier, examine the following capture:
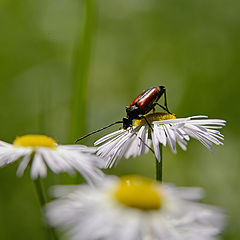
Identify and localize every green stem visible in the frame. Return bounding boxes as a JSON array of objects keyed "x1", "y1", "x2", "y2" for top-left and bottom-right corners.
[
  {"x1": 155, "y1": 144, "x2": 163, "y2": 182},
  {"x1": 70, "y1": 0, "x2": 95, "y2": 142},
  {"x1": 33, "y1": 178, "x2": 47, "y2": 207},
  {"x1": 33, "y1": 178, "x2": 59, "y2": 240}
]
